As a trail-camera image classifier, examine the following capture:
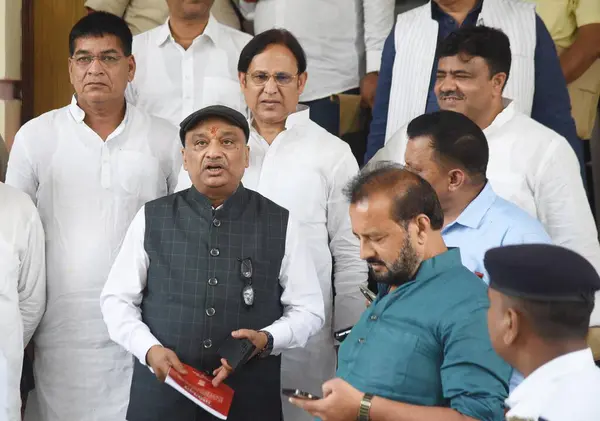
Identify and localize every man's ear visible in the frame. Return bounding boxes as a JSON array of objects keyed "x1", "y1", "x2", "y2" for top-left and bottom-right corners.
[
  {"x1": 504, "y1": 307, "x2": 520, "y2": 346},
  {"x1": 128, "y1": 55, "x2": 137, "y2": 82},
  {"x1": 297, "y1": 72, "x2": 308, "y2": 96},
  {"x1": 447, "y1": 168, "x2": 466, "y2": 192},
  {"x1": 492, "y1": 72, "x2": 507, "y2": 96}
]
